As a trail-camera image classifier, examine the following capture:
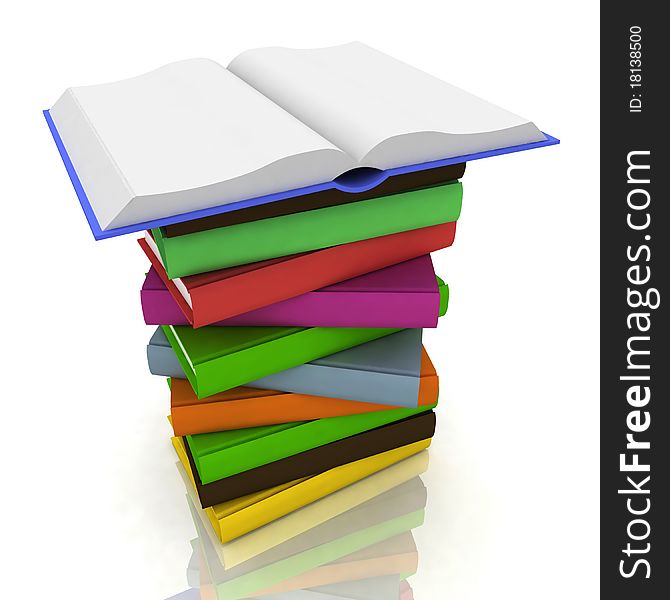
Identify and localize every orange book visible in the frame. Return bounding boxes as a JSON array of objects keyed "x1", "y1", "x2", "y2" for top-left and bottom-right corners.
[{"x1": 171, "y1": 348, "x2": 438, "y2": 435}]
